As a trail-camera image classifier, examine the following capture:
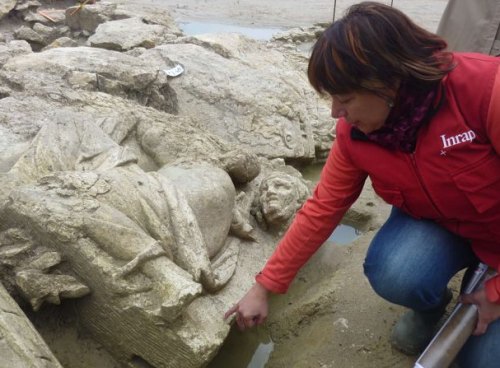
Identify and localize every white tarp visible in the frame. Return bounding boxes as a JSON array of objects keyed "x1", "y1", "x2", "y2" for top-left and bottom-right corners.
[{"x1": 437, "y1": 0, "x2": 500, "y2": 55}]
